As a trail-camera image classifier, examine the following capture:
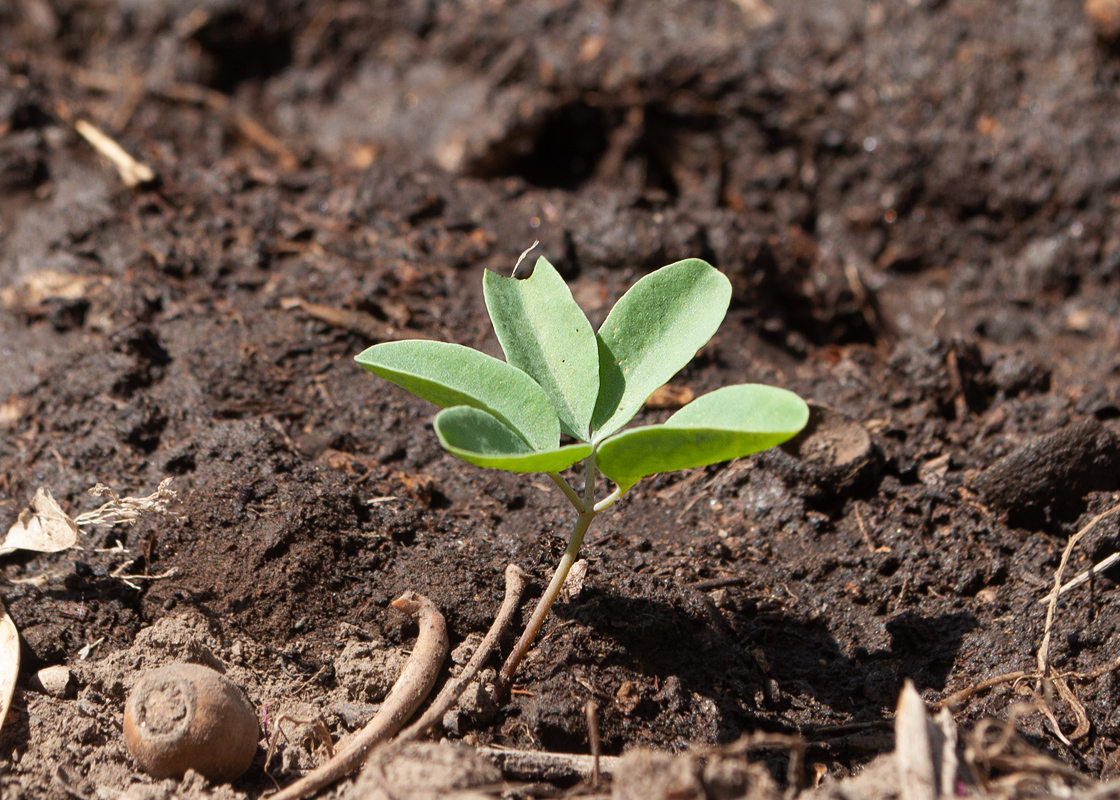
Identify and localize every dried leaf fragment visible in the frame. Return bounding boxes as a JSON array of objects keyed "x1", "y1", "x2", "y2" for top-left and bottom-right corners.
[
  {"x1": 895, "y1": 680, "x2": 936, "y2": 800},
  {"x1": 0, "y1": 487, "x2": 78, "y2": 556},
  {"x1": 0, "y1": 269, "x2": 109, "y2": 312},
  {"x1": 76, "y1": 478, "x2": 176, "y2": 527},
  {"x1": 645, "y1": 384, "x2": 695, "y2": 410},
  {"x1": 0, "y1": 598, "x2": 18, "y2": 735}
]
